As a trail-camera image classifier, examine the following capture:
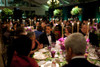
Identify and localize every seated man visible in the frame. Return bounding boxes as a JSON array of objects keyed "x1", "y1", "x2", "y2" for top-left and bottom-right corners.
[
  {"x1": 39, "y1": 24, "x2": 56, "y2": 47},
  {"x1": 80, "y1": 24, "x2": 99, "y2": 47},
  {"x1": 63, "y1": 33, "x2": 98, "y2": 67},
  {"x1": 10, "y1": 35, "x2": 39, "y2": 67}
]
